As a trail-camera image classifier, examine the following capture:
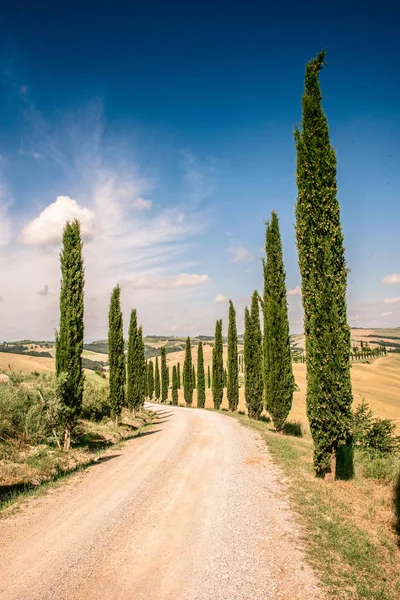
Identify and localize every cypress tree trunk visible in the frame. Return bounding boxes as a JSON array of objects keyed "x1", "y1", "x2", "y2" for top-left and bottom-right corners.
[
  {"x1": 138, "y1": 326, "x2": 146, "y2": 408},
  {"x1": 155, "y1": 356, "x2": 161, "y2": 400},
  {"x1": 197, "y1": 341, "x2": 206, "y2": 408},
  {"x1": 295, "y1": 50, "x2": 353, "y2": 479},
  {"x1": 172, "y1": 365, "x2": 178, "y2": 405},
  {"x1": 148, "y1": 360, "x2": 154, "y2": 400},
  {"x1": 263, "y1": 211, "x2": 295, "y2": 431},
  {"x1": 183, "y1": 337, "x2": 193, "y2": 406},
  {"x1": 244, "y1": 292, "x2": 263, "y2": 420},
  {"x1": 207, "y1": 365, "x2": 211, "y2": 389},
  {"x1": 177, "y1": 362, "x2": 181, "y2": 388},
  {"x1": 192, "y1": 365, "x2": 196, "y2": 389},
  {"x1": 227, "y1": 300, "x2": 239, "y2": 411},
  {"x1": 160, "y1": 346, "x2": 168, "y2": 402},
  {"x1": 56, "y1": 219, "x2": 85, "y2": 450},
  {"x1": 108, "y1": 285, "x2": 126, "y2": 425},
  {"x1": 212, "y1": 320, "x2": 224, "y2": 409}
]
